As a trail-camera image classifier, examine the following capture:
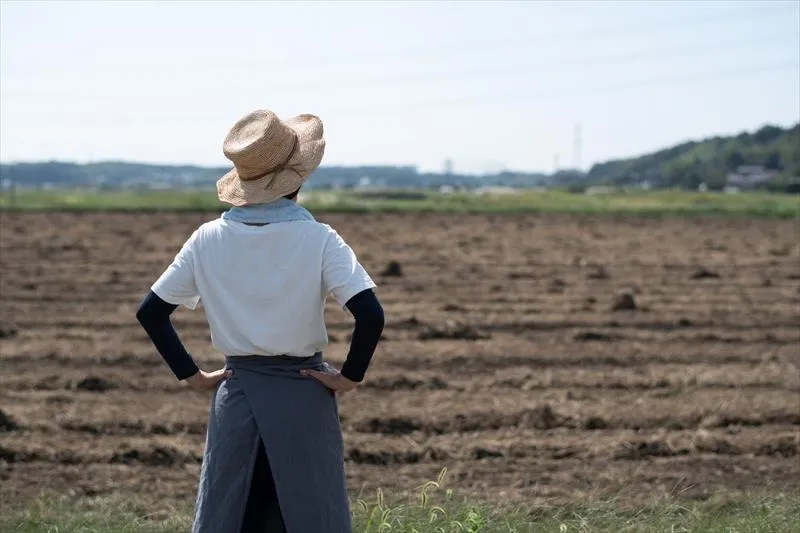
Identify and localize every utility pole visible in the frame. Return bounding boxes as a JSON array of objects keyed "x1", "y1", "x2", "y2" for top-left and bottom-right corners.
[
  {"x1": 1, "y1": 172, "x2": 15, "y2": 209},
  {"x1": 443, "y1": 158, "x2": 453, "y2": 176},
  {"x1": 572, "y1": 123, "x2": 582, "y2": 171}
]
